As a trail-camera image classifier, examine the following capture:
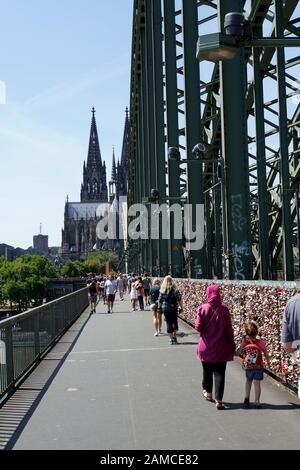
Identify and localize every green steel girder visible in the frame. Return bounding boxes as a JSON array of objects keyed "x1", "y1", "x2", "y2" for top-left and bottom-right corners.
[{"x1": 129, "y1": 0, "x2": 300, "y2": 280}]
